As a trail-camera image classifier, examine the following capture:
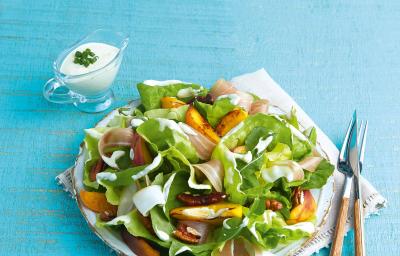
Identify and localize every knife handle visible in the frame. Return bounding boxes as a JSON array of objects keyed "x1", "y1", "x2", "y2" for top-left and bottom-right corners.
[
  {"x1": 330, "y1": 197, "x2": 350, "y2": 256},
  {"x1": 354, "y1": 198, "x2": 365, "y2": 256}
]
